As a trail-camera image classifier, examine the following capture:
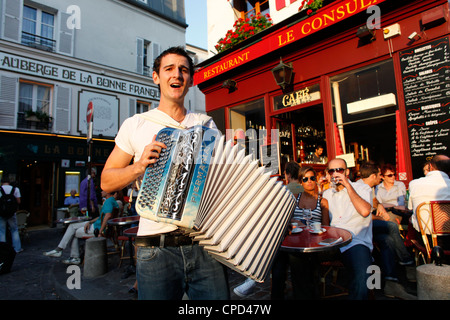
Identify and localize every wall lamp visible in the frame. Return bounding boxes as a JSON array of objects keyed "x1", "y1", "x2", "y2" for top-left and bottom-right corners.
[
  {"x1": 356, "y1": 25, "x2": 376, "y2": 43},
  {"x1": 271, "y1": 58, "x2": 293, "y2": 91},
  {"x1": 222, "y1": 79, "x2": 237, "y2": 93}
]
